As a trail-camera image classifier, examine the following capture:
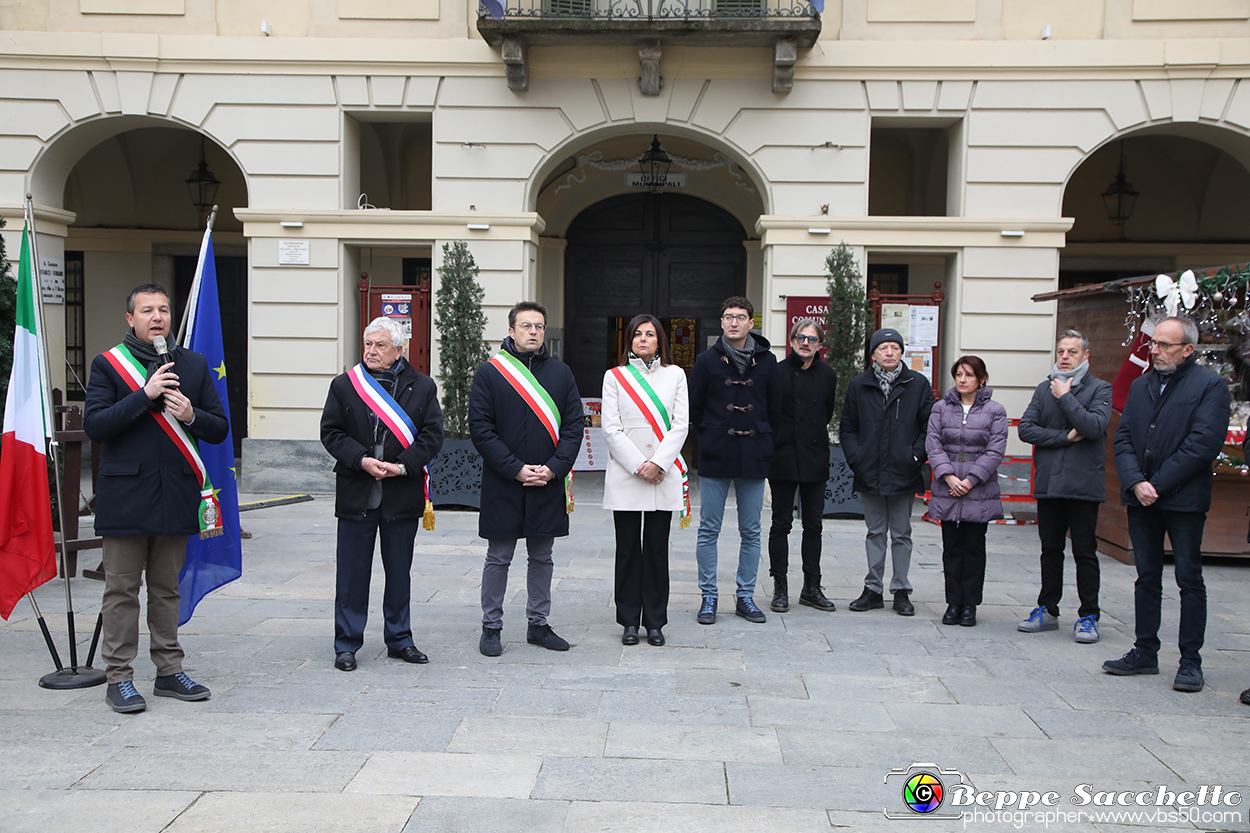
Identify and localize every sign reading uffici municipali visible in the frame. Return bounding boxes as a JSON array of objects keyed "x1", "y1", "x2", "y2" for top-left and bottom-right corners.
[
  {"x1": 278, "y1": 240, "x2": 311, "y2": 265},
  {"x1": 624, "y1": 173, "x2": 687, "y2": 189}
]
